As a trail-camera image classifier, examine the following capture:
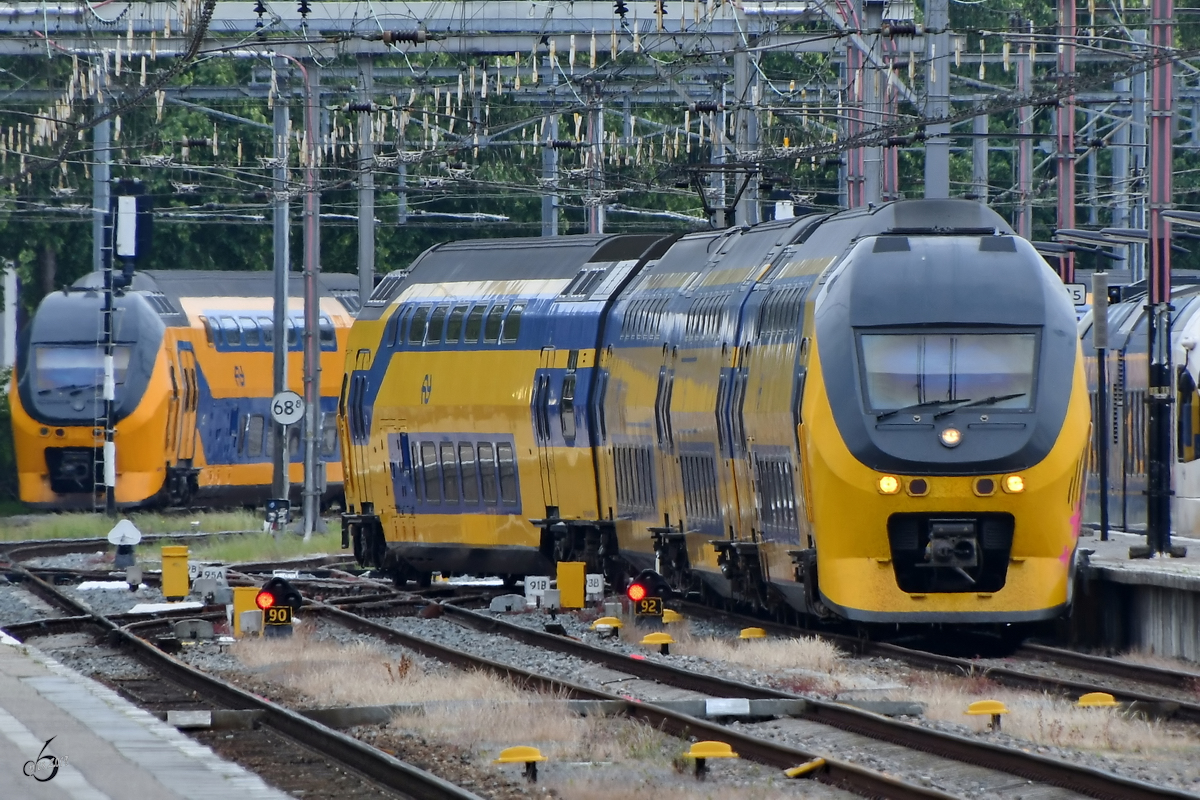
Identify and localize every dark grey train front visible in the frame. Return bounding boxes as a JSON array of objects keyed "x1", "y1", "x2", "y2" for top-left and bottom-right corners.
[{"x1": 11, "y1": 270, "x2": 359, "y2": 509}]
